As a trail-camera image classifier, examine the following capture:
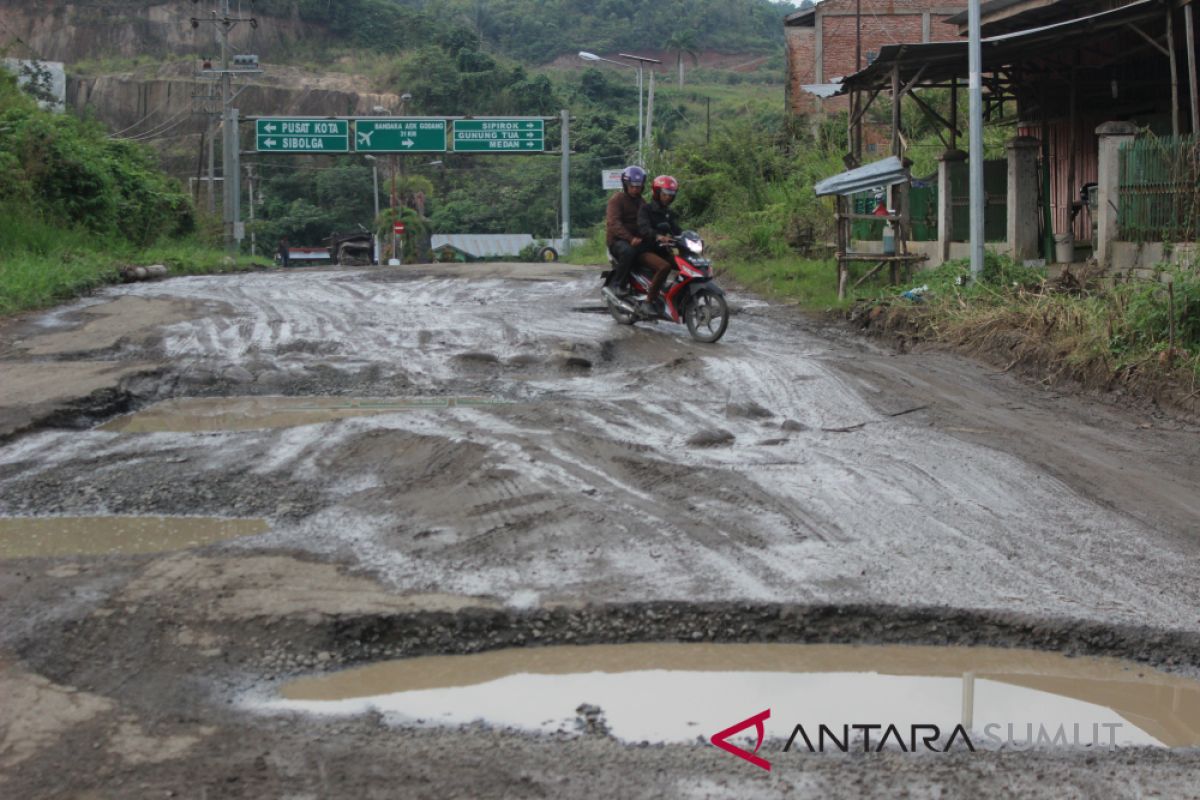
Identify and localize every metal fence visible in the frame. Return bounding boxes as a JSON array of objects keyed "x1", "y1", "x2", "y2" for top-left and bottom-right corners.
[{"x1": 1118, "y1": 134, "x2": 1199, "y2": 242}]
